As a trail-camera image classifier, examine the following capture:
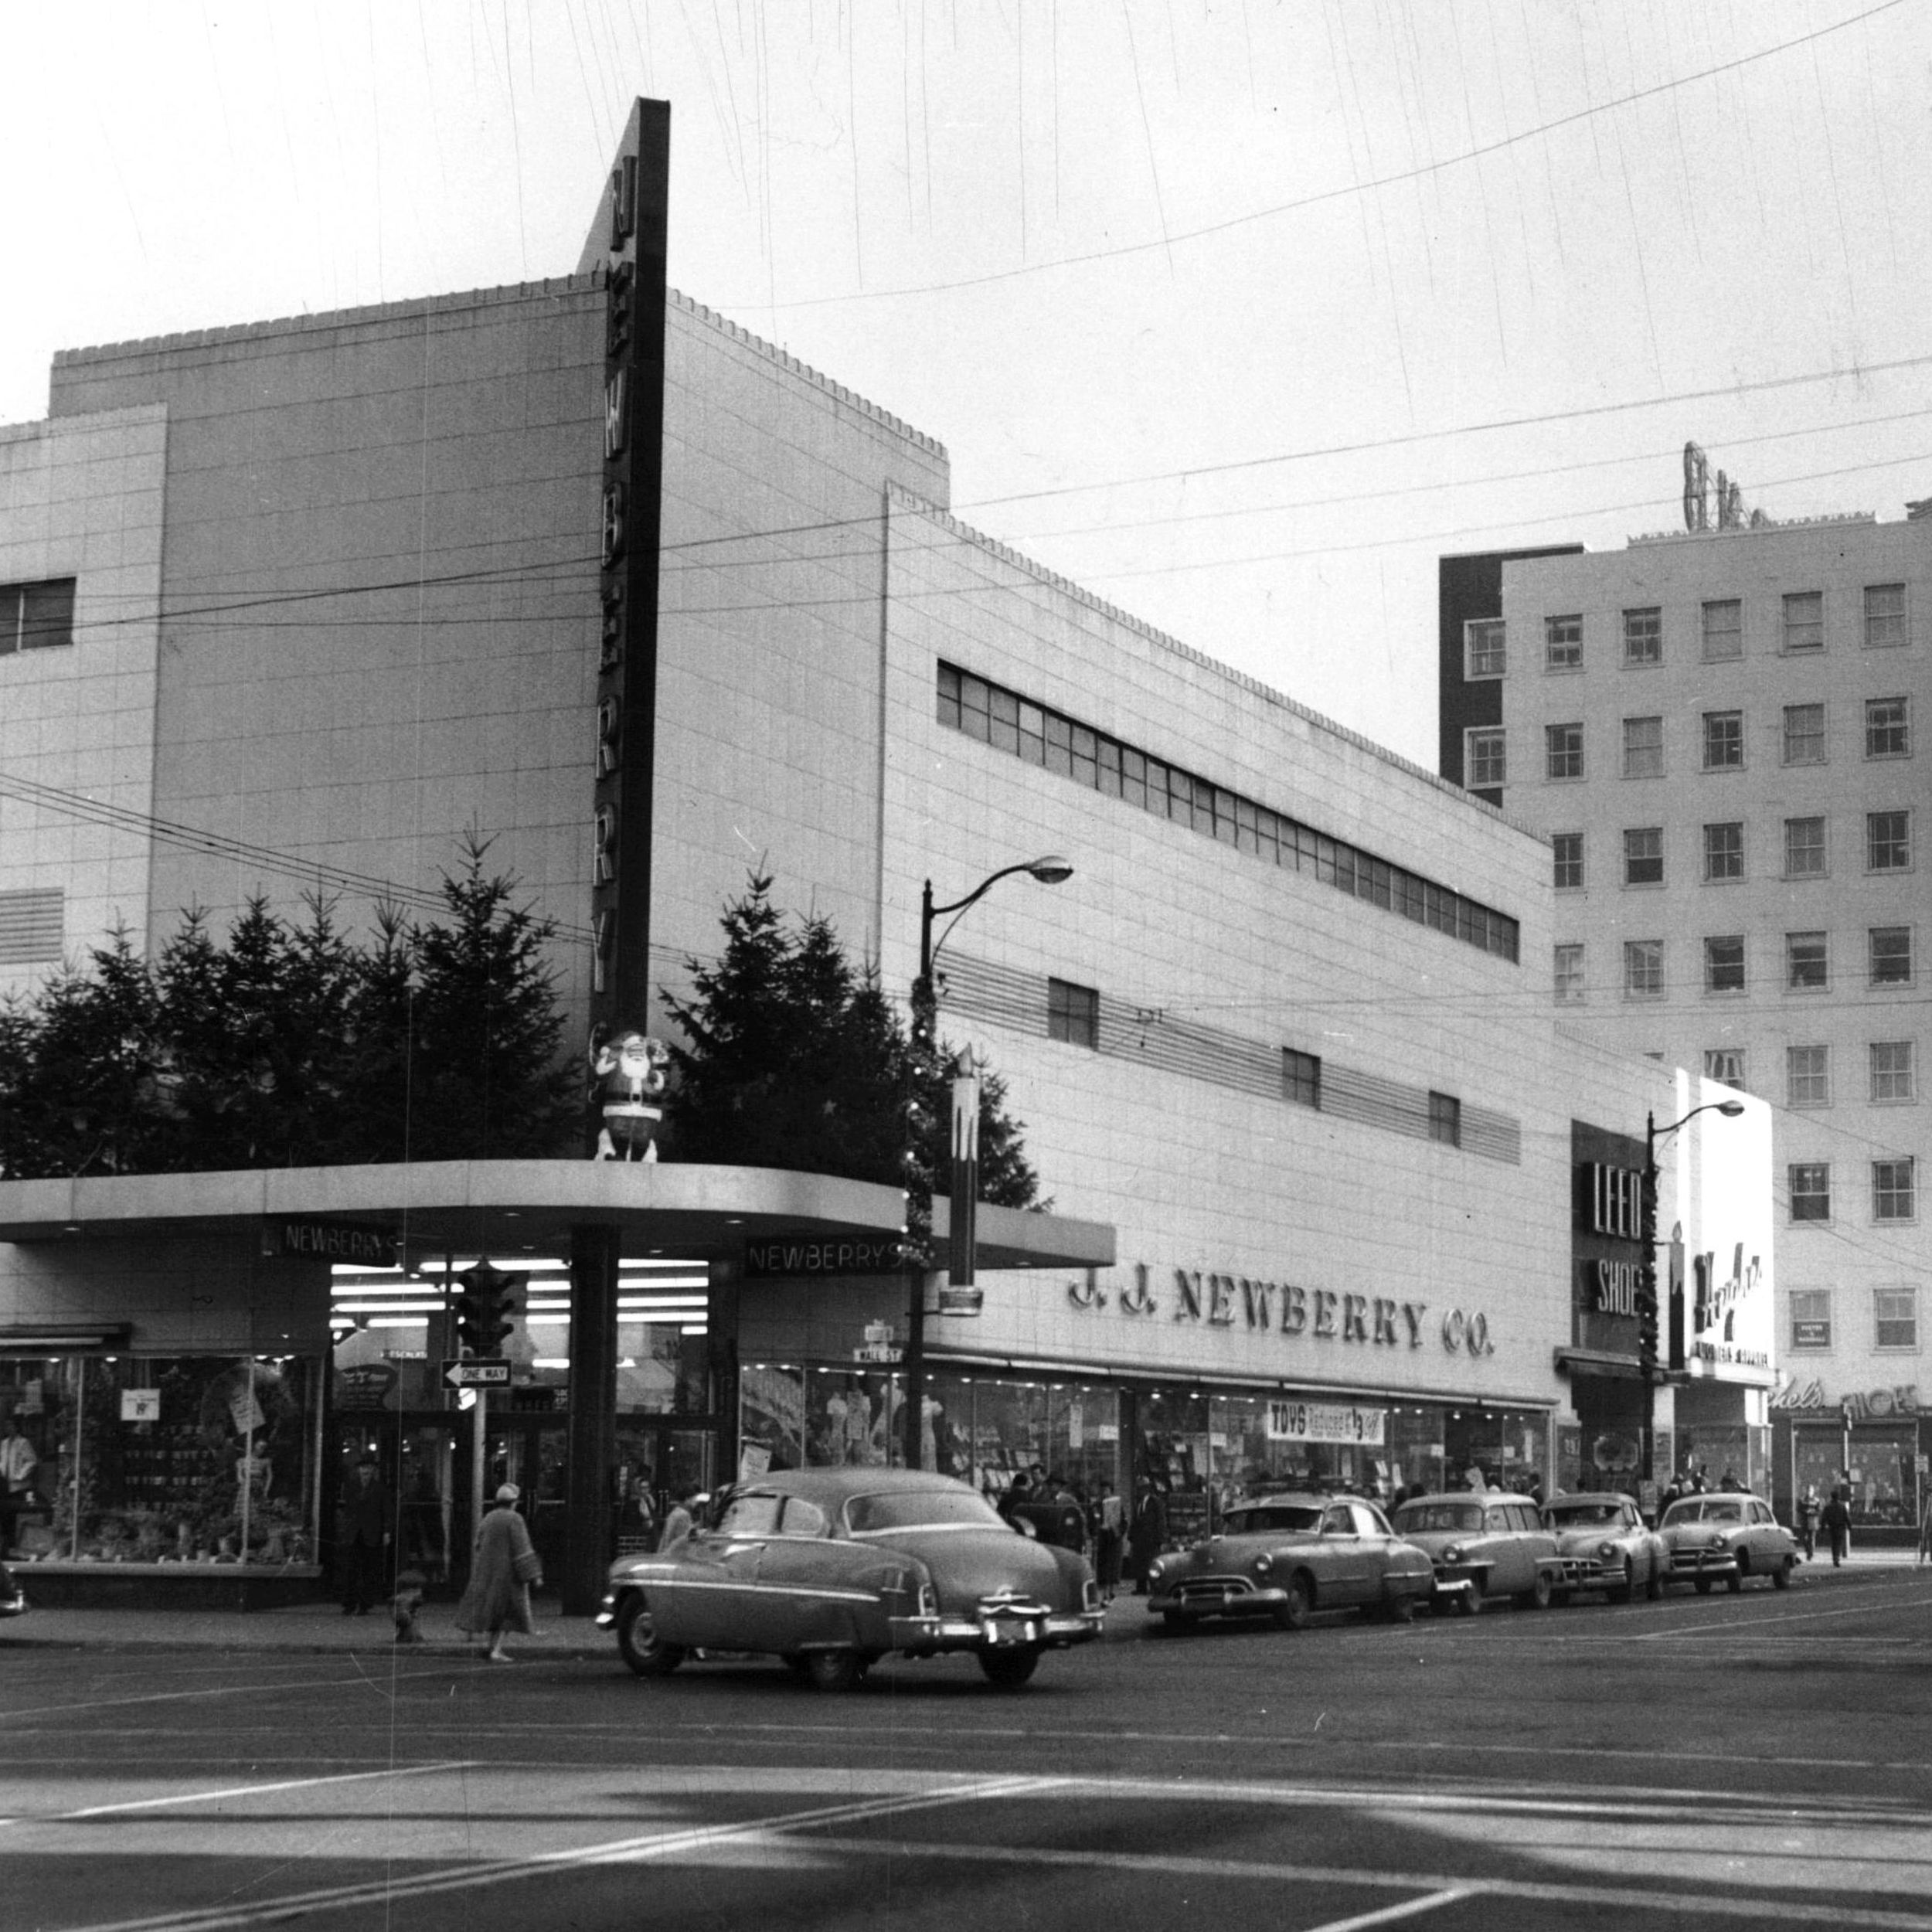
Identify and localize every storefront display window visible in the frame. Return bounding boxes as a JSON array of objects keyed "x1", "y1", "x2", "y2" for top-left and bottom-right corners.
[
  {"x1": 0, "y1": 1354, "x2": 318, "y2": 1568},
  {"x1": 1791, "y1": 1423, "x2": 1919, "y2": 1528}
]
